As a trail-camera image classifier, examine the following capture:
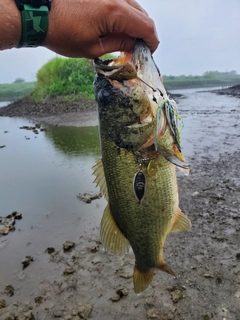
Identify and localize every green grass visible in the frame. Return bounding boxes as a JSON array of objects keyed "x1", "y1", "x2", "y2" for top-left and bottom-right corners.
[
  {"x1": 2, "y1": 60, "x2": 240, "y2": 103},
  {"x1": 163, "y1": 71, "x2": 240, "y2": 90},
  {"x1": 0, "y1": 82, "x2": 36, "y2": 101}
]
